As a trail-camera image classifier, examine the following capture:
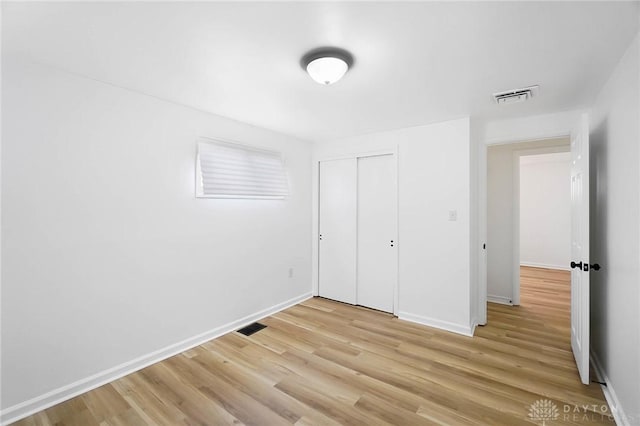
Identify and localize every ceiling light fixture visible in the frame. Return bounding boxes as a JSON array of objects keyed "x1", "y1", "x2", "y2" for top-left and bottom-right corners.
[{"x1": 301, "y1": 47, "x2": 354, "y2": 86}]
